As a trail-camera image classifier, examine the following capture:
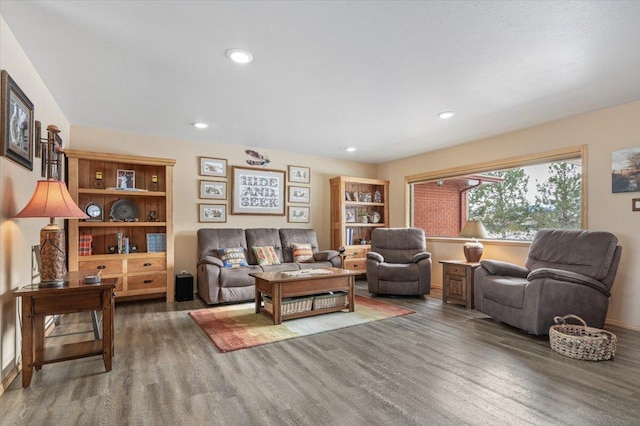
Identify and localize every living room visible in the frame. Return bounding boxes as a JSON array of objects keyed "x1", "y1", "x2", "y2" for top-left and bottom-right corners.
[{"x1": 1, "y1": 2, "x2": 639, "y2": 424}]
